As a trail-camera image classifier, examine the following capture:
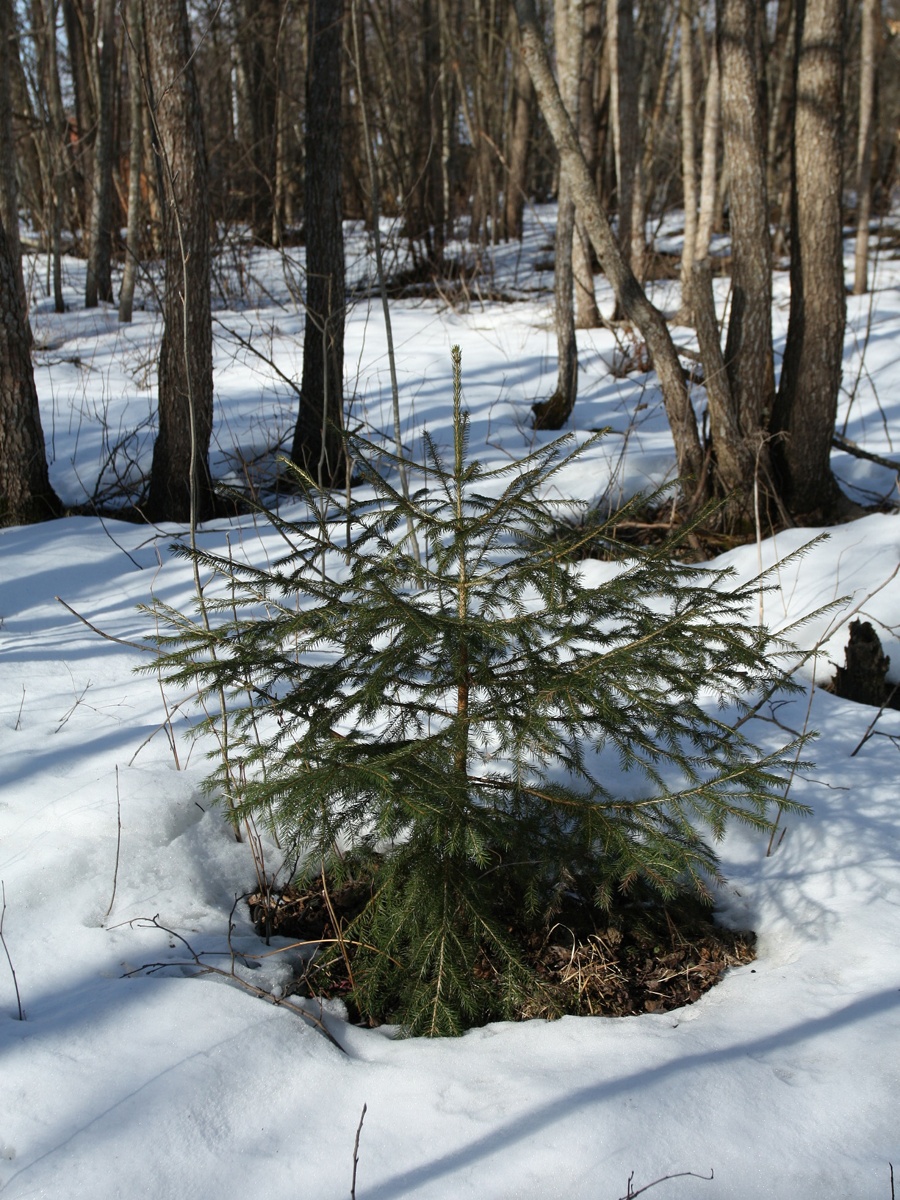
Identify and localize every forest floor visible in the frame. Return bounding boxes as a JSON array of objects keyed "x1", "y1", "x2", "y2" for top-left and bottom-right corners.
[{"x1": 1, "y1": 206, "x2": 899, "y2": 1198}]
